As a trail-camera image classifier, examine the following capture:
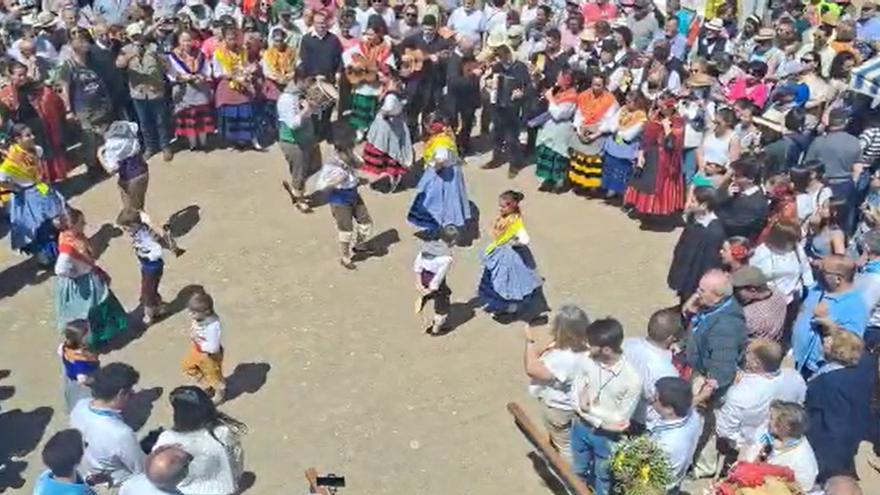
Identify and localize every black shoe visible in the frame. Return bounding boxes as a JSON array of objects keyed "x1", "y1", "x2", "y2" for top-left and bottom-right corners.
[{"x1": 538, "y1": 180, "x2": 554, "y2": 192}]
